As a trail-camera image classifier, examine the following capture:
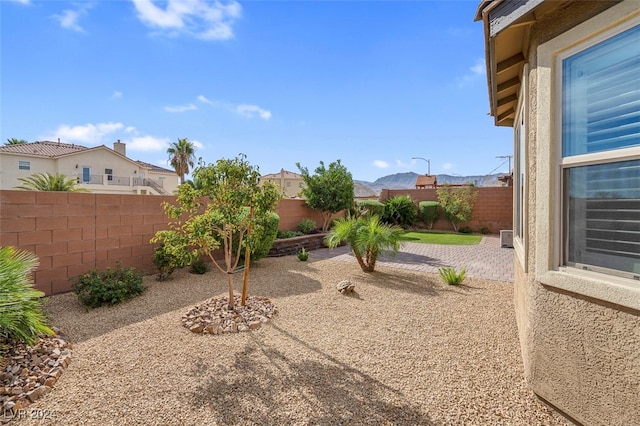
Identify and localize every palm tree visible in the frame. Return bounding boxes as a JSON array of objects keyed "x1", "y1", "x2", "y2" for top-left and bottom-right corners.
[
  {"x1": 167, "y1": 138, "x2": 196, "y2": 184},
  {"x1": 14, "y1": 172, "x2": 87, "y2": 192},
  {"x1": 0, "y1": 247, "x2": 54, "y2": 346},
  {"x1": 325, "y1": 215, "x2": 404, "y2": 273},
  {"x1": 5, "y1": 138, "x2": 27, "y2": 145}
]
